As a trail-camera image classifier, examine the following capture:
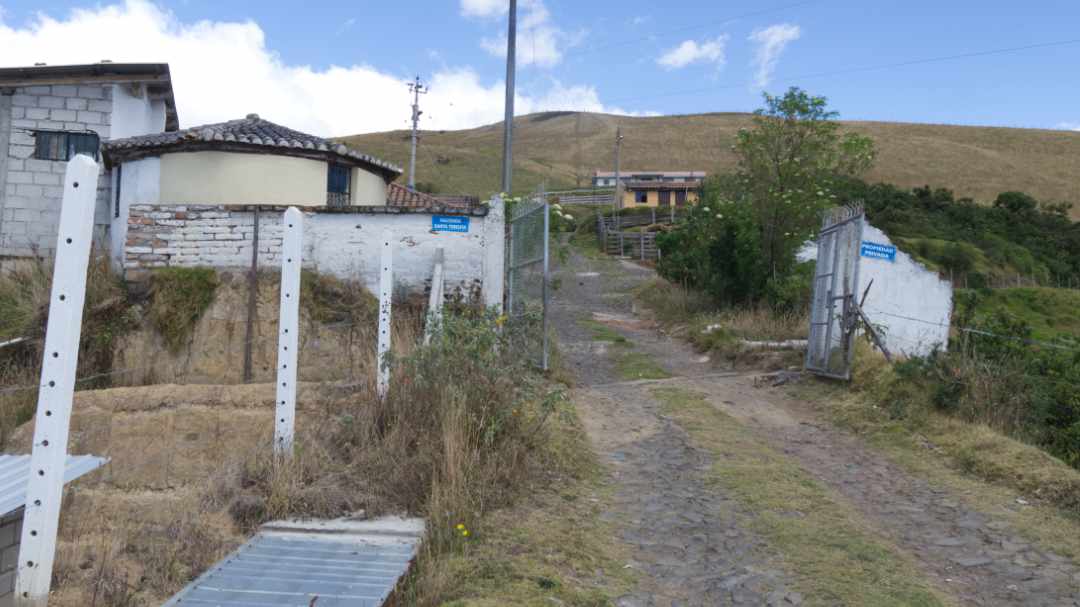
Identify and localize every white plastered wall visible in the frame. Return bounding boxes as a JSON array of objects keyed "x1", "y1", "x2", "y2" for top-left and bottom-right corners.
[
  {"x1": 159, "y1": 151, "x2": 327, "y2": 206},
  {"x1": 857, "y1": 221, "x2": 953, "y2": 357},
  {"x1": 109, "y1": 156, "x2": 160, "y2": 267}
]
